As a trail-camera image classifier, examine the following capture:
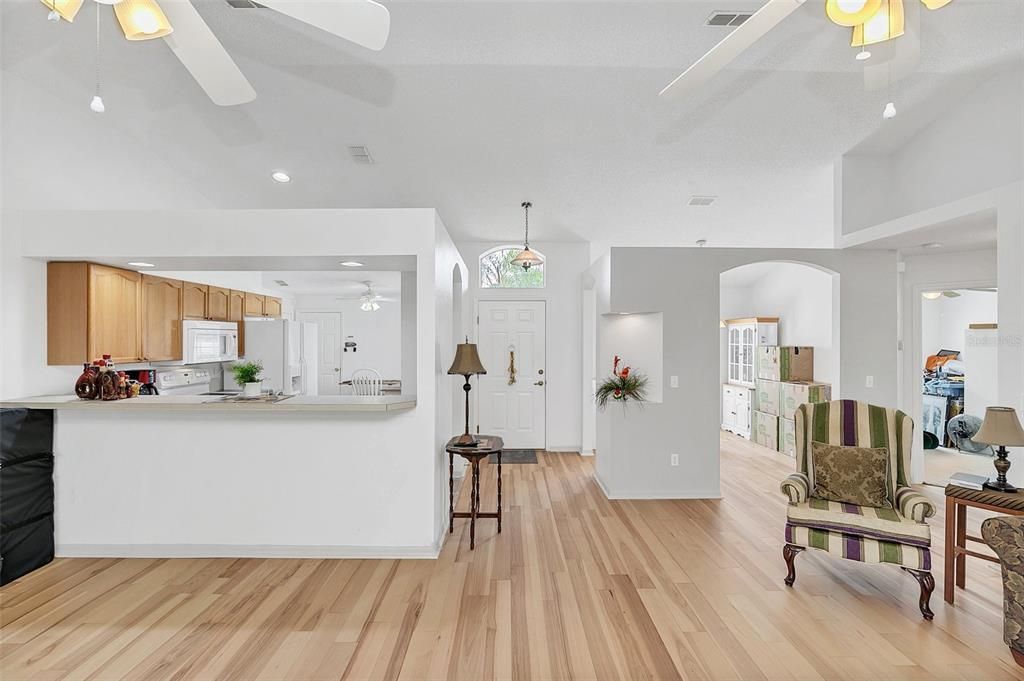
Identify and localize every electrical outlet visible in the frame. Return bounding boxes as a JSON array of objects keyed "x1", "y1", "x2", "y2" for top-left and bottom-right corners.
[
  {"x1": 670, "y1": 375, "x2": 679, "y2": 388},
  {"x1": 670, "y1": 453, "x2": 679, "y2": 466},
  {"x1": 865, "y1": 375, "x2": 874, "y2": 388}
]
